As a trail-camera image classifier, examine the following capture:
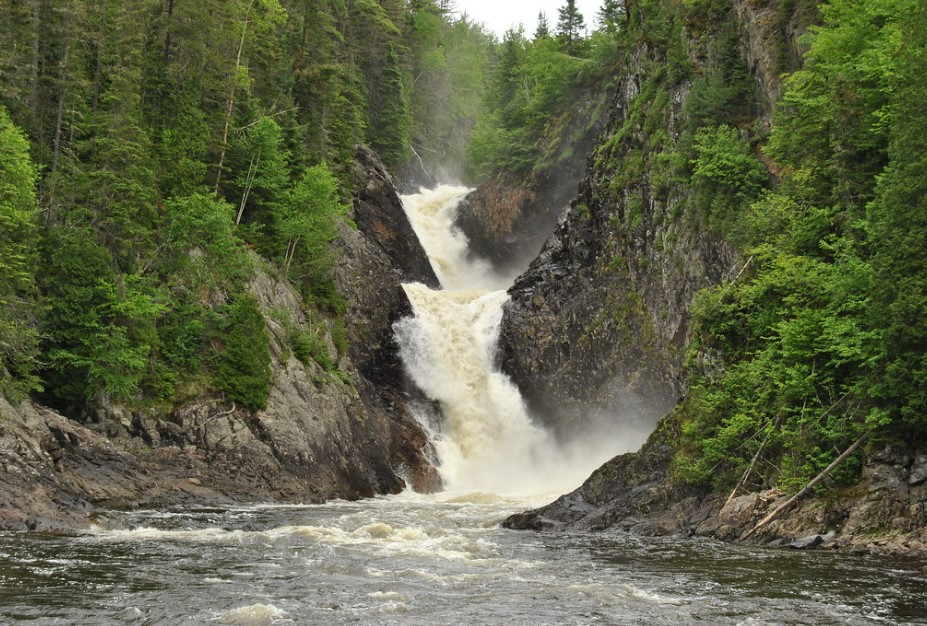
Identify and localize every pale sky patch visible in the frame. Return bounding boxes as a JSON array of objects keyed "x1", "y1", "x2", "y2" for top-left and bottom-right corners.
[{"x1": 451, "y1": 0, "x2": 603, "y2": 39}]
